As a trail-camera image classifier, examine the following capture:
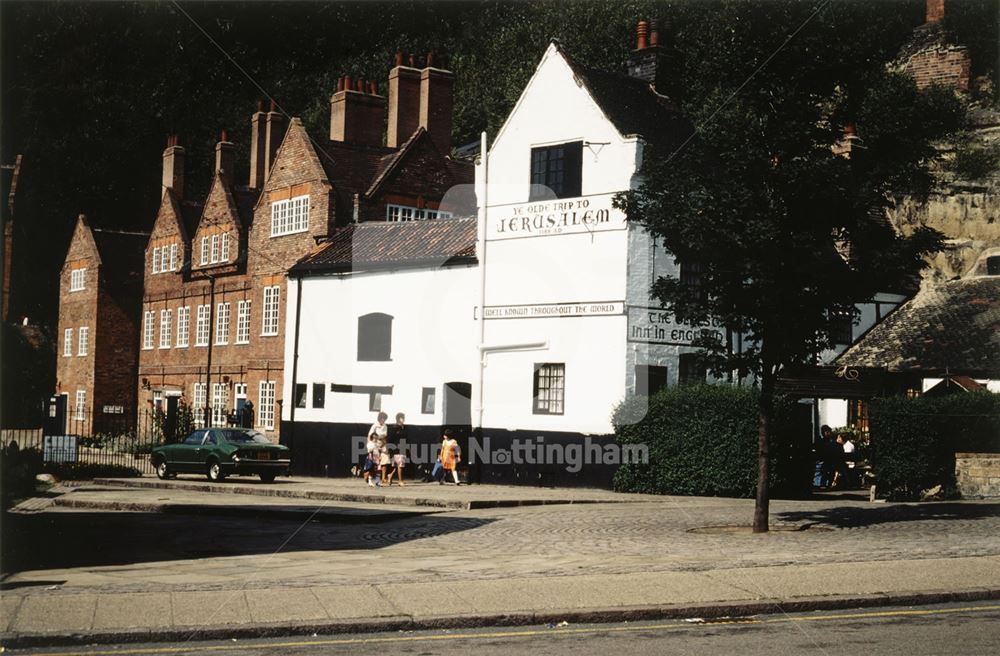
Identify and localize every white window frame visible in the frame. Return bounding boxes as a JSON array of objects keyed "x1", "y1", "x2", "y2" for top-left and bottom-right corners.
[
  {"x1": 143, "y1": 311, "x2": 154, "y2": 350},
  {"x1": 236, "y1": 299, "x2": 251, "y2": 344},
  {"x1": 193, "y1": 382, "x2": 207, "y2": 428},
  {"x1": 210, "y1": 234, "x2": 220, "y2": 264},
  {"x1": 262, "y1": 286, "x2": 280, "y2": 336},
  {"x1": 176, "y1": 306, "x2": 190, "y2": 347},
  {"x1": 159, "y1": 309, "x2": 172, "y2": 349},
  {"x1": 78, "y1": 326, "x2": 89, "y2": 356},
  {"x1": 221, "y1": 232, "x2": 230, "y2": 262},
  {"x1": 151, "y1": 246, "x2": 161, "y2": 274},
  {"x1": 211, "y1": 383, "x2": 229, "y2": 427},
  {"x1": 258, "y1": 381, "x2": 276, "y2": 430},
  {"x1": 70, "y1": 268, "x2": 86, "y2": 291},
  {"x1": 75, "y1": 389, "x2": 86, "y2": 422},
  {"x1": 533, "y1": 362, "x2": 566, "y2": 415},
  {"x1": 169, "y1": 243, "x2": 178, "y2": 271},
  {"x1": 64, "y1": 328, "x2": 73, "y2": 357},
  {"x1": 195, "y1": 305, "x2": 210, "y2": 347},
  {"x1": 385, "y1": 204, "x2": 453, "y2": 222},
  {"x1": 270, "y1": 195, "x2": 310, "y2": 237},
  {"x1": 215, "y1": 302, "x2": 230, "y2": 345},
  {"x1": 200, "y1": 236, "x2": 209, "y2": 266}
]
